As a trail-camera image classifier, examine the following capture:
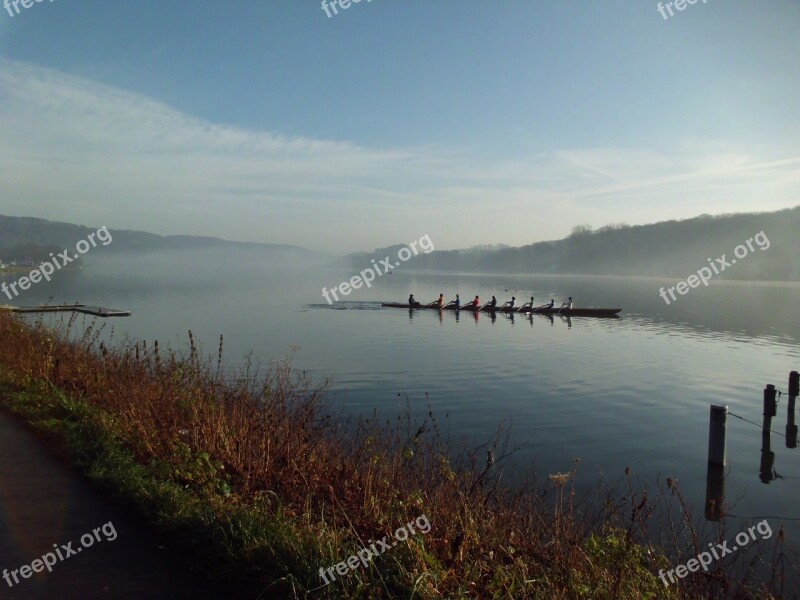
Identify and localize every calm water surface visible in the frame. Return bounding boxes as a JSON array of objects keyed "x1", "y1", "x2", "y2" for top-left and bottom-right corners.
[{"x1": 7, "y1": 250, "x2": 800, "y2": 547}]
